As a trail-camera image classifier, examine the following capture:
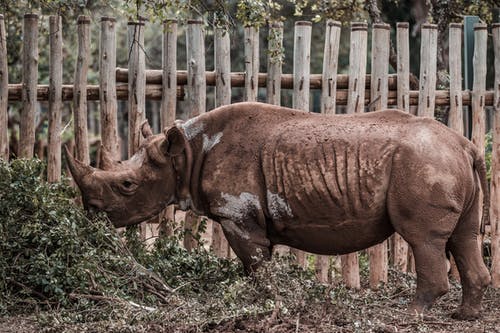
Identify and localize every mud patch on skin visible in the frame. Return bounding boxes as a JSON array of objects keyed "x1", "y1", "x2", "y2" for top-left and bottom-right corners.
[
  {"x1": 214, "y1": 192, "x2": 262, "y2": 221},
  {"x1": 202, "y1": 132, "x2": 223, "y2": 153},
  {"x1": 267, "y1": 190, "x2": 293, "y2": 219},
  {"x1": 181, "y1": 117, "x2": 205, "y2": 140}
]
